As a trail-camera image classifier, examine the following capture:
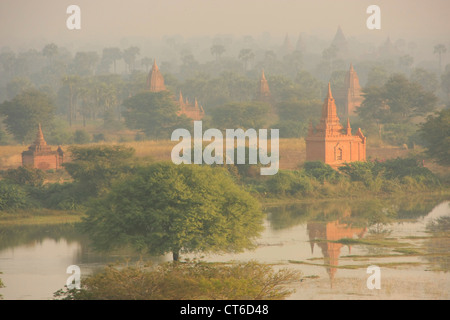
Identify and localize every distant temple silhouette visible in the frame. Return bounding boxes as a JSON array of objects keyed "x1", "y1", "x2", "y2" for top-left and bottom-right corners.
[
  {"x1": 335, "y1": 64, "x2": 364, "y2": 117},
  {"x1": 22, "y1": 124, "x2": 64, "y2": 170},
  {"x1": 306, "y1": 83, "x2": 366, "y2": 166},
  {"x1": 147, "y1": 60, "x2": 205, "y2": 121},
  {"x1": 257, "y1": 70, "x2": 271, "y2": 103}
]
